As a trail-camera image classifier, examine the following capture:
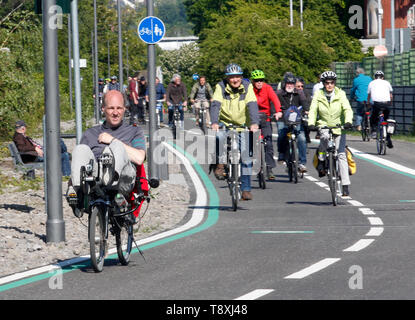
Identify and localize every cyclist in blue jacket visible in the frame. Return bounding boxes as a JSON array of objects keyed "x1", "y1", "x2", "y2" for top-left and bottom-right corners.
[{"x1": 350, "y1": 68, "x2": 372, "y2": 131}]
